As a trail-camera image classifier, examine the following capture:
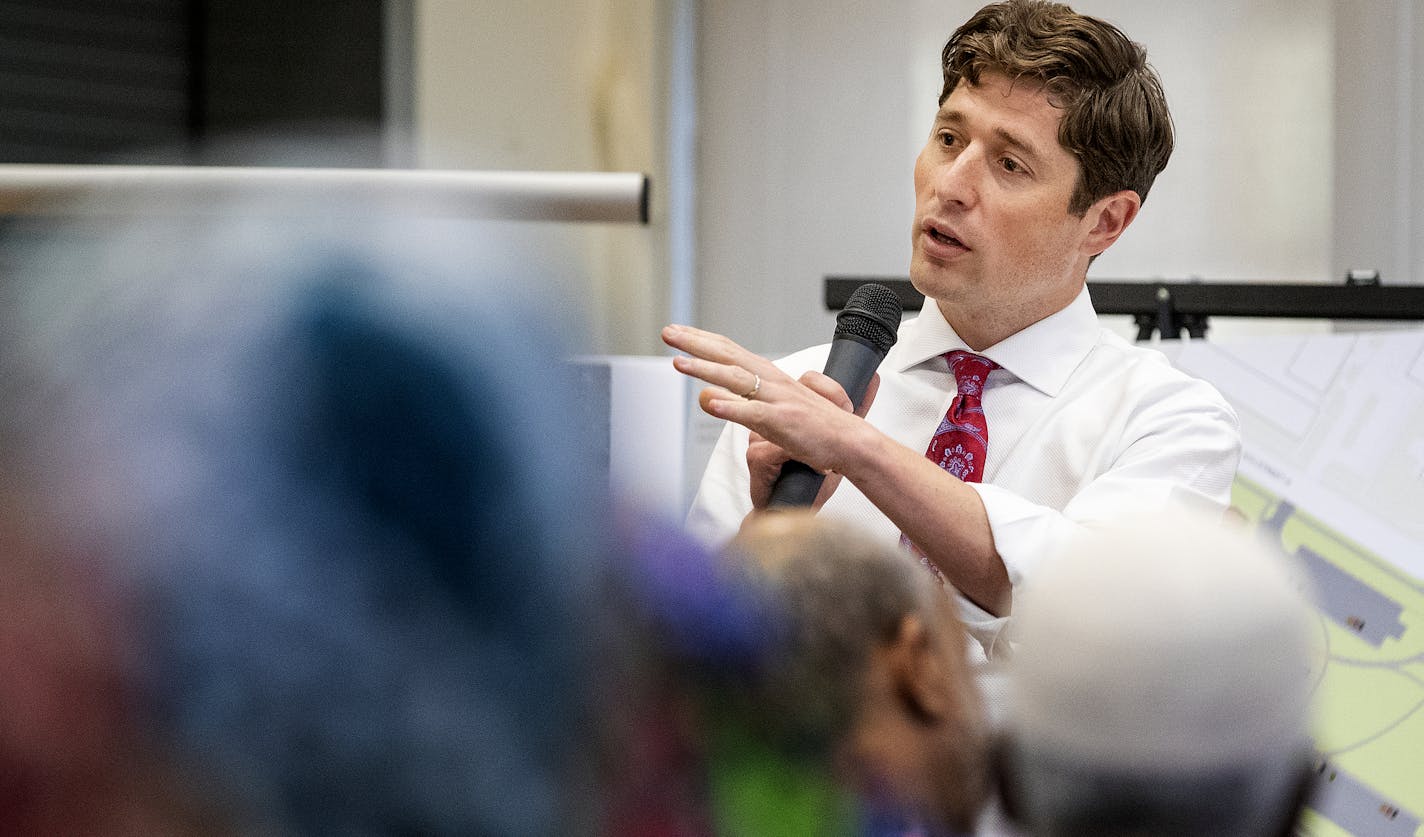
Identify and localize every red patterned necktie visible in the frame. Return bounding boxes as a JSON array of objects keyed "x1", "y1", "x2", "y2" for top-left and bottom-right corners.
[
  {"x1": 902, "y1": 350, "x2": 998, "y2": 577},
  {"x1": 927, "y1": 350, "x2": 998, "y2": 482}
]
